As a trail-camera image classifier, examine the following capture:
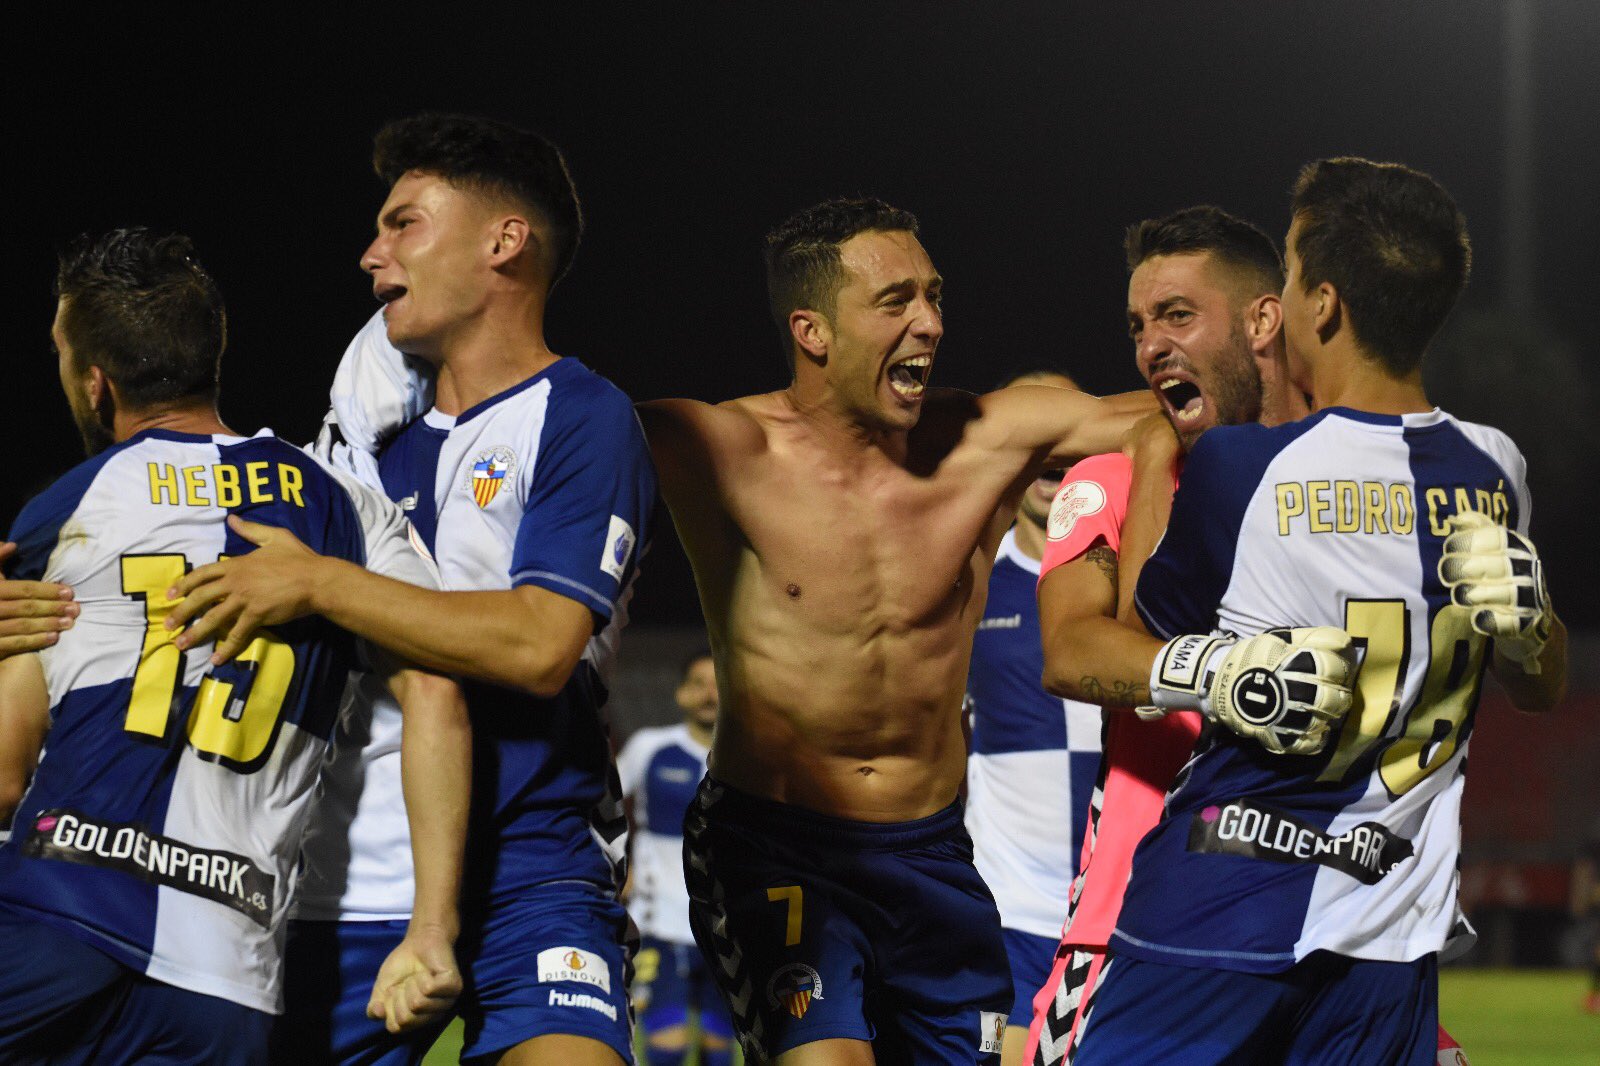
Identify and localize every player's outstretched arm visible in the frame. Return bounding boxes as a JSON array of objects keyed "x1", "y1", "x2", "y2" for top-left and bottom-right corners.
[
  {"x1": 0, "y1": 543, "x2": 77, "y2": 660},
  {"x1": 1439, "y1": 510, "x2": 1567, "y2": 711},
  {"x1": 165, "y1": 519, "x2": 593, "y2": 696},
  {"x1": 368, "y1": 660, "x2": 469, "y2": 1034},
  {"x1": 980, "y1": 384, "x2": 1158, "y2": 473},
  {"x1": 0, "y1": 652, "x2": 49, "y2": 826}
]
